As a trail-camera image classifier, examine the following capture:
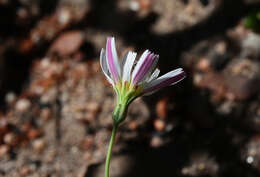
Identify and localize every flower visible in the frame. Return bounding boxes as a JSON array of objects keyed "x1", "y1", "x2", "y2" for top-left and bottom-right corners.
[{"x1": 100, "y1": 37, "x2": 185, "y2": 124}]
